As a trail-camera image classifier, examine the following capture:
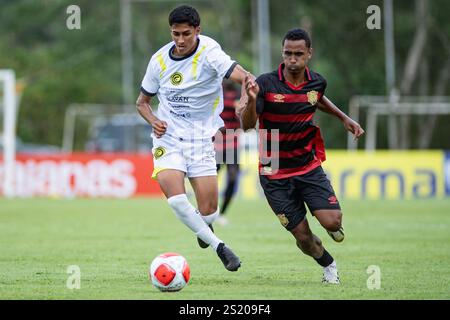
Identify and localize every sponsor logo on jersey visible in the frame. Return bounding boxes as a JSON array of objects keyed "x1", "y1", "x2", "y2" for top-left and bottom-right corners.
[
  {"x1": 307, "y1": 90, "x2": 319, "y2": 105},
  {"x1": 169, "y1": 104, "x2": 189, "y2": 109},
  {"x1": 167, "y1": 95, "x2": 189, "y2": 103},
  {"x1": 169, "y1": 110, "x2": 191, "y2": 118},
  {"x1": 170, "y1": 72, "x2": 183, "y2": 86}
]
